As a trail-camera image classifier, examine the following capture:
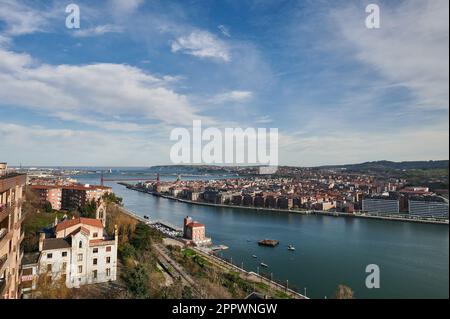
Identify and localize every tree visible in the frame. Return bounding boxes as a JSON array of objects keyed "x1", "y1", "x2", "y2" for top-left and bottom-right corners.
[
  {"x1": 43, "y1": 201, "x2": 53, "y2": 213},
  {"x1": 34, "y1": 274, "x2": 72, "y2": 299},
  {"x1": 79, "y1": 199, "x2": 97, "y2": 218},
  {"x1": 121, "y1": 265, "x2": 150, "y2": 298},
  {"x1": 334, "y1": 284, "x2": 355, "y2": 299},
  {"x1": 130, "y1": 223, "x2": 152, "y2": 252},
  {"x1": 102, "y1": 193, "x2": 123, "y2": 205},
  {"x1": 119, "y1": 242, "x2": 136, "y2": 260}
]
